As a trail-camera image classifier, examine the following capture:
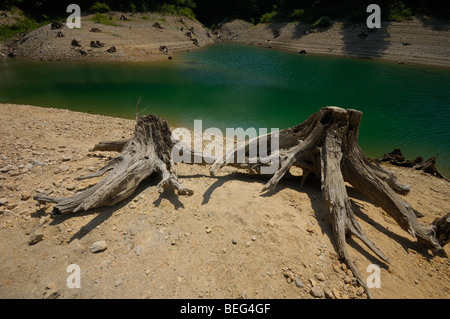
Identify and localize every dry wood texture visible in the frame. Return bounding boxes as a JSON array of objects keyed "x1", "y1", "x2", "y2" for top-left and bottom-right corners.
[{"x1": 34, "y1": 107, "x2": 448, "y2": 298}]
